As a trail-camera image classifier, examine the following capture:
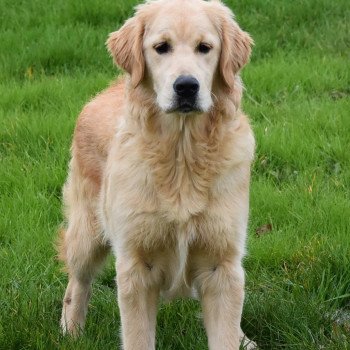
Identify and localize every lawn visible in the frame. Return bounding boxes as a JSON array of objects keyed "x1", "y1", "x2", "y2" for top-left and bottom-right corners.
[{"x1": 1, "y1": 0, "x2": 349, "y2": 349}]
